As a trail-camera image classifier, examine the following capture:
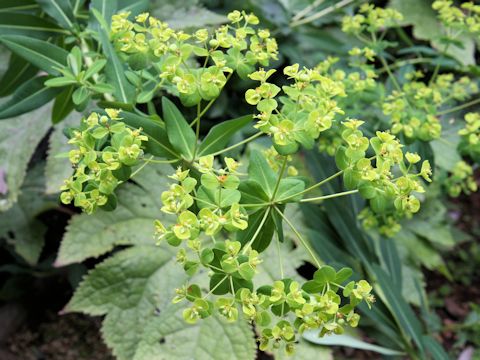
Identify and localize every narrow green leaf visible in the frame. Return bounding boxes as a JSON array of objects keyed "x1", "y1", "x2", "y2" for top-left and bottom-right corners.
[
  {"x1": 37, "y1": 0, "x2": 75, "y2": 29},
  {"x1": 198, "y1": 115, "x2": 252, "y2": 156},
  {"x1": 248, "y1": 149, "x2": 277, "y2": 198},
  {"x1": 373, "y1": 264, "x2": 425, "y2": 354},
  {"x1": 379, "y1": 238, "x2": 402, "y2": 288},
  {"x1": 120, "y1": 111, "x2": 178, "y2": 159},
  {"x1": 0, "y1": 54, "x2": 38, "y2": 97},
  {"x1": 92, "y1": 8, "x2": 135, "y2": 103},
  {"x1": 52, "y1": 86, "x2": 75, "y2": 124},
  {"x1": 91, "y1": 0, "x2": 118, "y2": 25},
  {"x1": 303, "y1": 333, "x2": 405, "y2": 356},
  {"x1": 0, "y1": 13, "x2": 66, "y2": 38},
  {"x1": 0, "y1": 0, "x2": 38, "y2": 12},
  {"x1": 422, "y1": 335, "x2": 449, "y2": 360},
  {"x1": 162, "y1": 97, "x2": 196, "y2": 160},
  {"x1": 0, "y1": 76, "x2": 61, "y2": 119},
  {"x1": 117, "y1": 0, "x2": 148, "y2": 16},
  {"x1": 0, "y1": 35, "x2": 68, "y2": 75}
]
